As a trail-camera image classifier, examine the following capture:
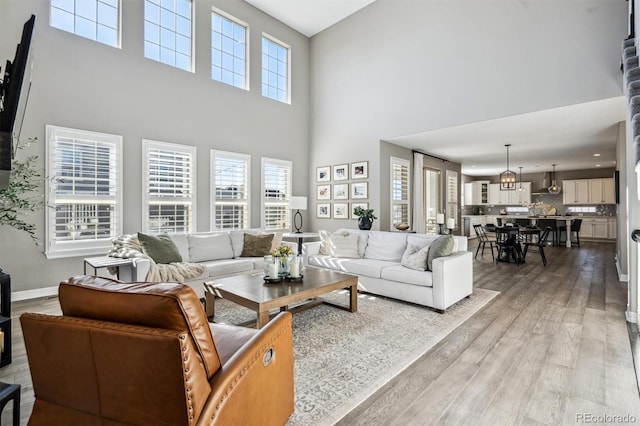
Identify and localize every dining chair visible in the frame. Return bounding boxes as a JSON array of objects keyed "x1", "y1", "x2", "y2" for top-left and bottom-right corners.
[
  {"x1": 495, "y1": 226, "x2": 522, "y2": 264},
  {"x1": 558, "y1": 218, "x2": 582, "y2": 247},
  {"x1": 473, "y1": 224, "x2": 495, "y2": 260},
  {"x1": 535, "y1": 218, "x2": 559, "y2": 246},
  {"x1": 522, "y1": 226, "x2": 552, "y2": 266}
]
